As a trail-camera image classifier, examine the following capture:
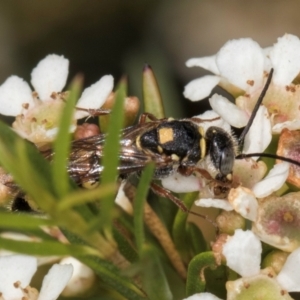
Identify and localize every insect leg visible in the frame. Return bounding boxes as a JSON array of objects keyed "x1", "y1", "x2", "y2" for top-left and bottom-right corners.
[
  {"x1": 150, "y1": 182, "x2": 218, "y2": 229},
  {"x1": 75, "y1": 107, "x2": 111, "y2": 117},
  {"x1": 177, "y1": 165, "x2": 214, "y2": 180},
  {"x1": 138, "y1": 112, "x2": 162, "y2": 124}
]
